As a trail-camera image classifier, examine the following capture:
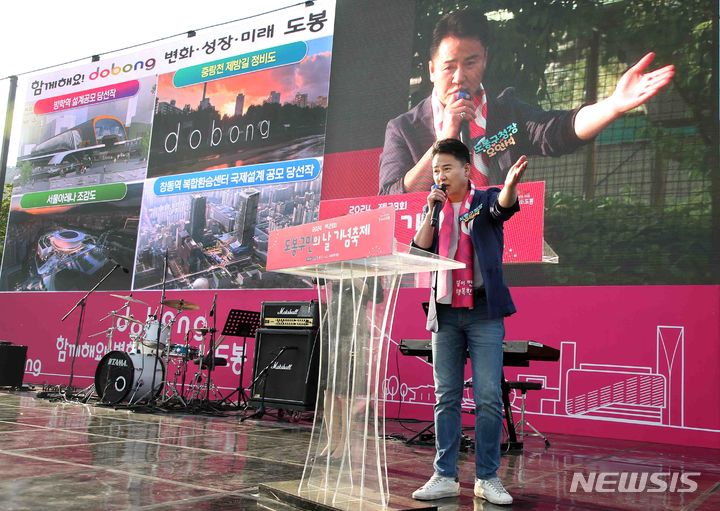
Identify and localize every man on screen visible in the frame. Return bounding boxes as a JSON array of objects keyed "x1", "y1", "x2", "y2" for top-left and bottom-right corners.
[{"x1": 378, "y1": 9, "x2": 674, "y2": 195}]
